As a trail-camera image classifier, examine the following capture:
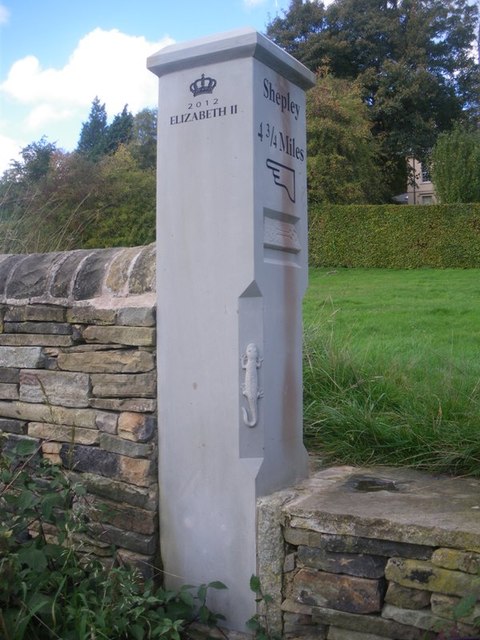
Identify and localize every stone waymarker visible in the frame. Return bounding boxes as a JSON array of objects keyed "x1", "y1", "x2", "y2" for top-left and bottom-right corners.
[{"x1": 148, "y1": 28, "x2": 315, "y2": 629}]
